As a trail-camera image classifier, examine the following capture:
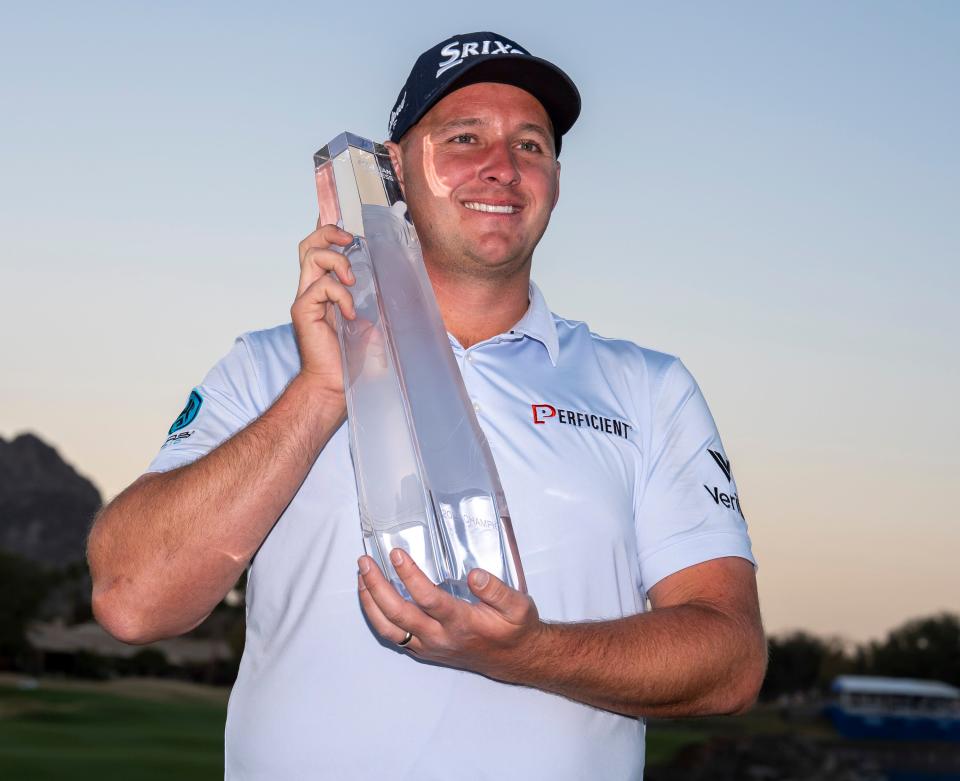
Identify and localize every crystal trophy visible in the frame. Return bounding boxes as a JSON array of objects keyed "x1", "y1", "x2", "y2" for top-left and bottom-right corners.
[{"x1": 313, "y1": 132, "x2": 526, "y2": 602}]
